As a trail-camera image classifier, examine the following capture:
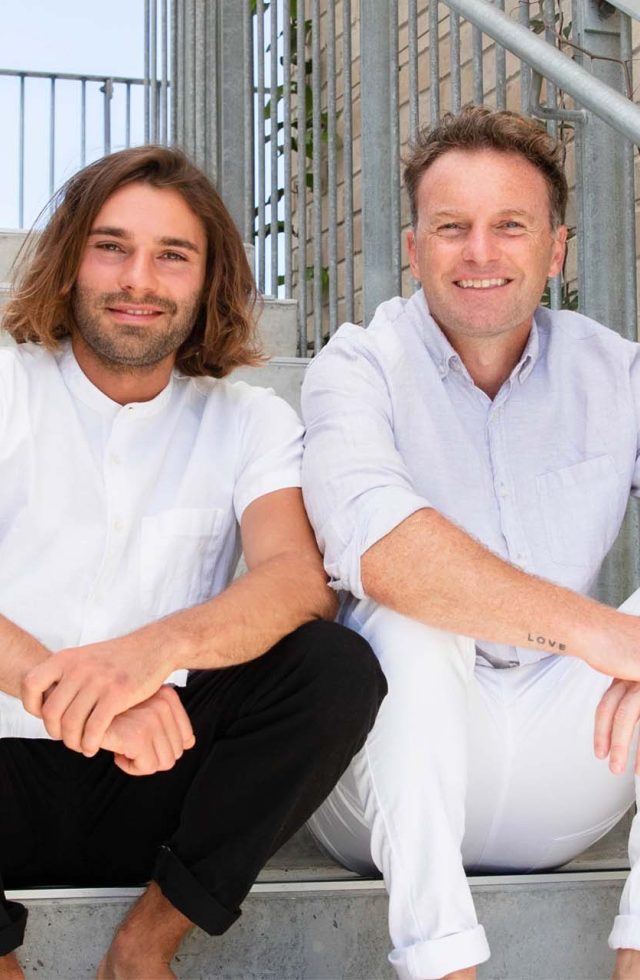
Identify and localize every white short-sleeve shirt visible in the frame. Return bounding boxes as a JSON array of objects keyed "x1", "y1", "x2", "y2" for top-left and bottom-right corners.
[{"x1": 0, "y1": 340, "x2": 303, "y2": 737}]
